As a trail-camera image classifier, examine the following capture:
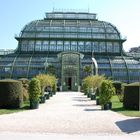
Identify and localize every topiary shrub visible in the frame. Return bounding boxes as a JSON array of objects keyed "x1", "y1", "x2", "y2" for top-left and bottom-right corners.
[
  {"x1": 112, "y1": 81, "x2": 126, "y2": 102},
  {"x1": 112, "y1": 81, "x2": 122, "y2": 94},
  {"x1": 99, "y1": 80, "x2": 115, "y2": 110},
  {"x1": 123, "y1": 82, "x2": 140, "y2": 110},
  {"x1": 18, "y1": 78, "x2": 29, "y2": 101},
  {"x1": 29, "y1": 78, "x2": 41, "y2": 109},
  {"x1": 0, "y1": 79, "x2": 23, "y2": 109}
]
